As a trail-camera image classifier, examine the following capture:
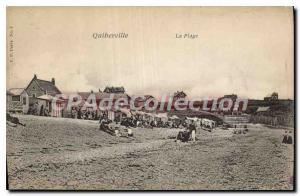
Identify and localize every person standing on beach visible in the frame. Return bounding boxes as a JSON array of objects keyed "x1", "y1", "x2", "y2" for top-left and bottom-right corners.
[
  {"x1": 282, "y1": 130, "x2": 288, "y2": 144},
  {"x1": 189, "y1": 122, "x2": 196, "y2": 142},
  {"x1": 287, "y1": 131, "x2": 293, "y2": 144}
]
